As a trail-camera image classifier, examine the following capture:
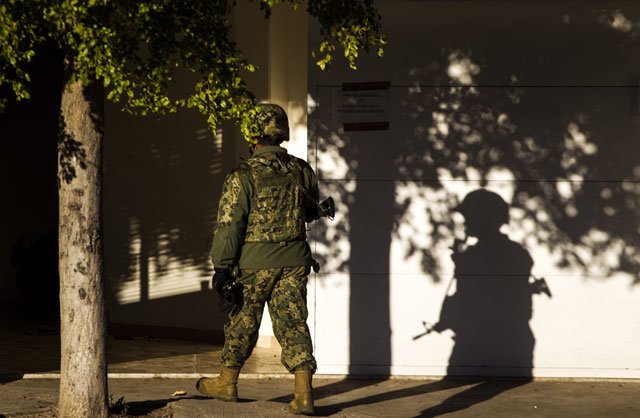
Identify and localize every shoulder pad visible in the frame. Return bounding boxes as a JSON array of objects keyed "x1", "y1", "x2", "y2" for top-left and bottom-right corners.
[
  {"x1": 228, "y1": 162, "x2": 251, "y2": 177},
  {"x1": 236, "y1": 160, "x2": 251, "y2": 171}
]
